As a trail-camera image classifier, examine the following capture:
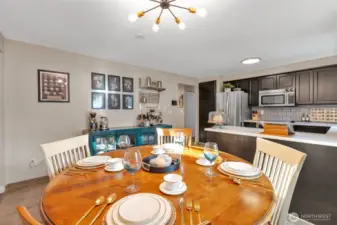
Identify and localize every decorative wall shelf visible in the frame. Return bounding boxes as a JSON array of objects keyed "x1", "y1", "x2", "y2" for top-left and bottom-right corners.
[{"x1": 139, "y1": 86, "x2": 166, "y2": 92}]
